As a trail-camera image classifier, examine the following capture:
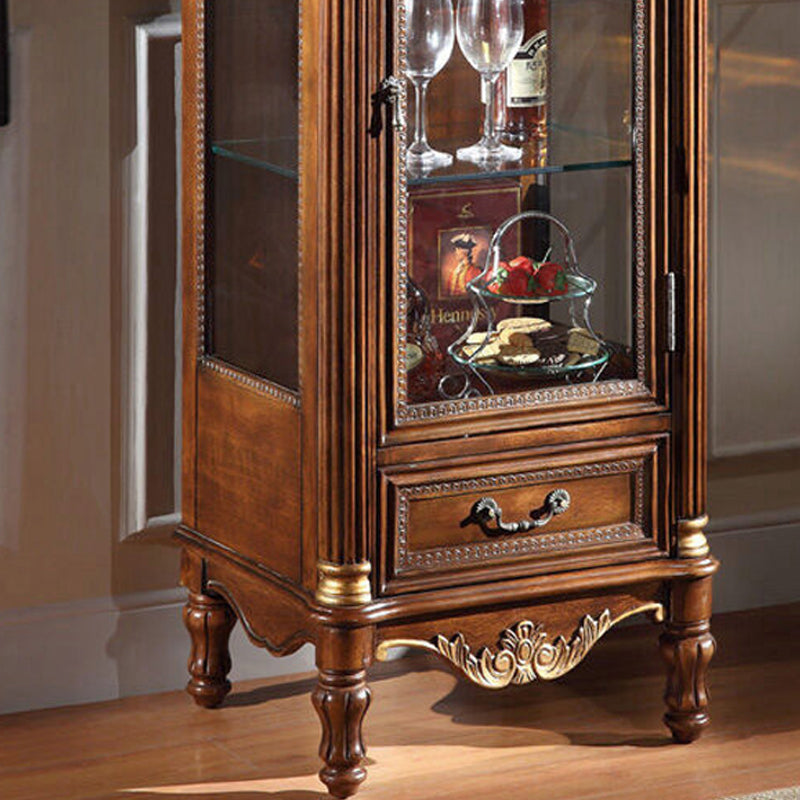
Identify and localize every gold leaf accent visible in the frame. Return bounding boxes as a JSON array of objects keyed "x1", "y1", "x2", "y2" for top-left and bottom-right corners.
[
  {"x1": 676, "y1": 515, "x2": 710, "y2": 558},
  {"x1": 434, "y1": 611, "x2": 612, "y2": 688},
  {"x1": 376, "y1": 604, "x2": 664, "y2": 689},
  {"x1": 315, "y1": 561, "x2": 372, "y2": 607}
]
